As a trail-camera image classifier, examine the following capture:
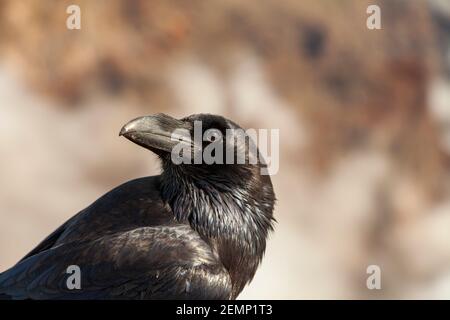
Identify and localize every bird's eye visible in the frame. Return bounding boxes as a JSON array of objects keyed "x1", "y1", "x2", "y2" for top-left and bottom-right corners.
[{"x1": 204, "y1": 129, "x2": 222, "y2": 143}]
